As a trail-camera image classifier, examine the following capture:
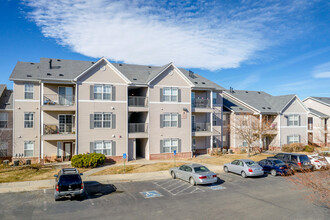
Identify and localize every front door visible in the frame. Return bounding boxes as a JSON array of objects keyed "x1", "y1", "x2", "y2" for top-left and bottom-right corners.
[{"x1": 63, "y1": 142, "x2": 72, "y2": 161}]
